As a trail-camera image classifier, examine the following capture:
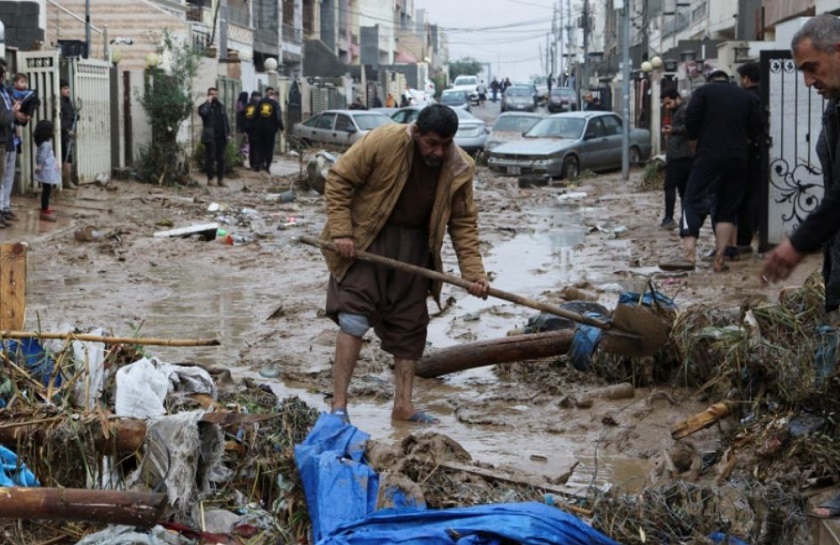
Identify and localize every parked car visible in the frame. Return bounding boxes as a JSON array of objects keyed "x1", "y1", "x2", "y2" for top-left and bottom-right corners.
[
  {"x1": 291, "y1": 110, "x2": 394, "y2": 150},
  {"x1": 484, "y1": 112, "x2": 545, "y2": 153},
  {"x1": 451, "y1": 75, "x2": 480, "y2": 104},
  {"x1": 501, "y1": 85, "x2": 538, "y2": 112},
  {"x1": 438, "y1": 89, "x2": 471, "y2": 112},
  {"x1": 547, "y1": 87, "x2": 578, "y2": 113},
  {"x1": 486, "y1": 111, "x2": 651, "y2": 179},
  {"x1": 390, "y1": 106, "x2": 488, "y2": 154}
]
